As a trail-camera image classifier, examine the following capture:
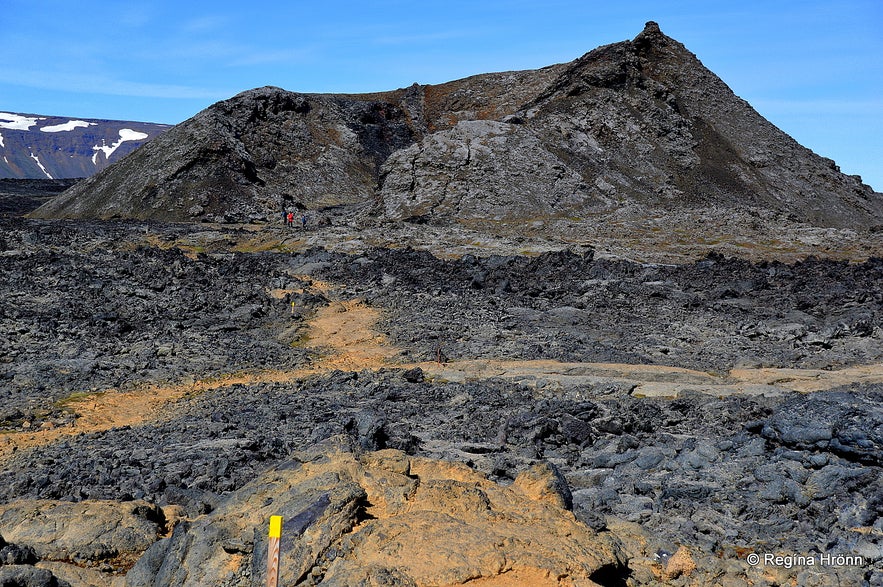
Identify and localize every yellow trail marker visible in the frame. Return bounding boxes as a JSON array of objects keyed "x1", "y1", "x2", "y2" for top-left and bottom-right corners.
[
  {"x1": 267, "y1": 515, "x2": 282, "y2": 587},
  {"x1": 269, "y1": 515, "x2": 283, "y2": 538}
]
